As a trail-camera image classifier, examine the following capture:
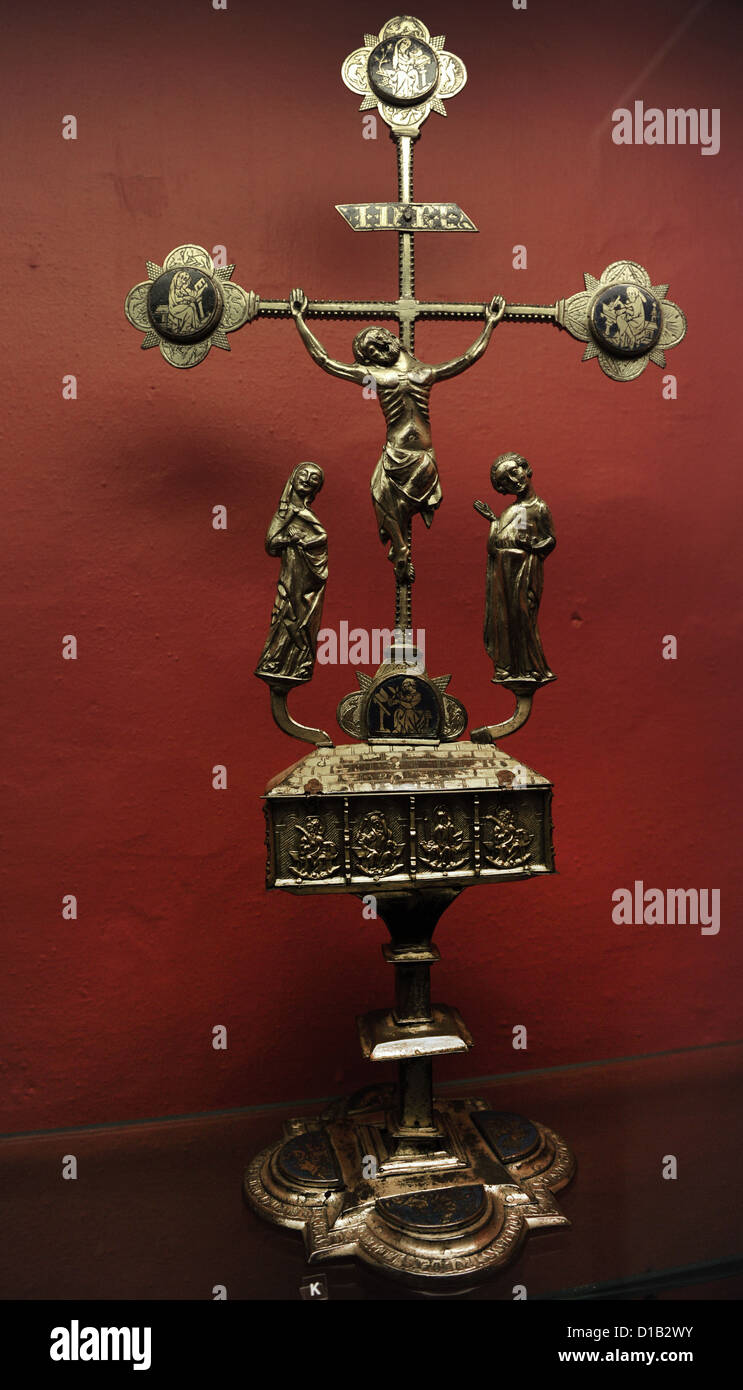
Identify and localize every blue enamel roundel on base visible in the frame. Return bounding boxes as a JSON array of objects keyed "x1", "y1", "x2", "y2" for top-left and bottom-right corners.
[
  {"x1": 473, "y1": 1110, "x2": 540, "y2": 1163},
  {"x1": 377, "y1": 1184, "x2": 487, "y2": 1233},
  {"x1": 590, "y1": 283, "x2": 662, "y2": 358},
  {"x1": 277, "y1": 1130, "x2": 343, "y2": 1189}
]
